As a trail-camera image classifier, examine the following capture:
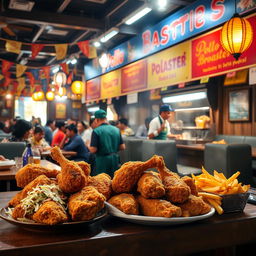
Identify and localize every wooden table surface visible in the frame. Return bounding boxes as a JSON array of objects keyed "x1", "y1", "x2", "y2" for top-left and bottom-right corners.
[
  {"x1": 0, "y1": 160, "x2": 61, "y2": 181},
  {"x1": 1, "y1": 191, "x2": 256, "y2": 256},
  {"x1": 41, "y1": 150, "x2": 77, "y2": 158}
]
